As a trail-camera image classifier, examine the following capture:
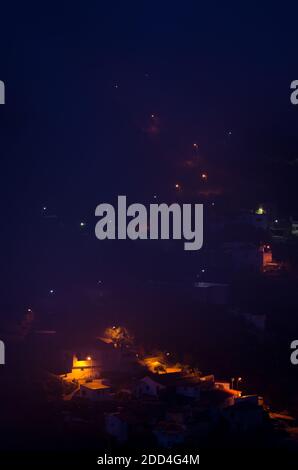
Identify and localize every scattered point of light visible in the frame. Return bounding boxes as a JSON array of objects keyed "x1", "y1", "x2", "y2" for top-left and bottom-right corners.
[
  {"x1": 211, "y1": 202, "x2": 215, "y2": 206},
  {"x1": 228, "y1": 131, "x2": 232, "y2": 136},
  {"x1": 175, "y1": 183, "x2": 181, "y2": 190},
  {"x1": 86, "y1": 356, "x2": 92, "y2": 361},
  {"x1": 114, "y1": 84, "x2": 119, "y2": 89},
  {"x1": 80, "y1": 222, "x2": 86, "y2": 227},
  {"x1": 201, "y1": 173, "x2": 208, "y2": 180},
  {"x1": 193, "y1": 143, "x2": 198, "y2": 149},
  {"x1": 98, "y1": 280, "x2": 102, "y2": 284},
  {"x1": 27, "y1": 308, "x2": 32, "y2": 312},
  {"x1": 201, "y1": 269, "x2": 205, "y2": 273},
  {"x1": 151, "y1": 114, "x2": 155, "y2": 118},
  {"x1": 166, "y1": 352, "x2": 170, "y2": 356},
  {"x1": 153, "y1": 194, "x2": 157, "y2": 199},
  {"x1": 275, "y1": 219, "x2": 278, "y2": 223},
  {"x1": 266, "y1": 245, "x2": 270, "y2": 250},
  {"x1": 49, "y1": 289, "x2": 54, "y2": 295},
  {"x1": 43, "y1": 206, "x2": 47, "y2": 211}
]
